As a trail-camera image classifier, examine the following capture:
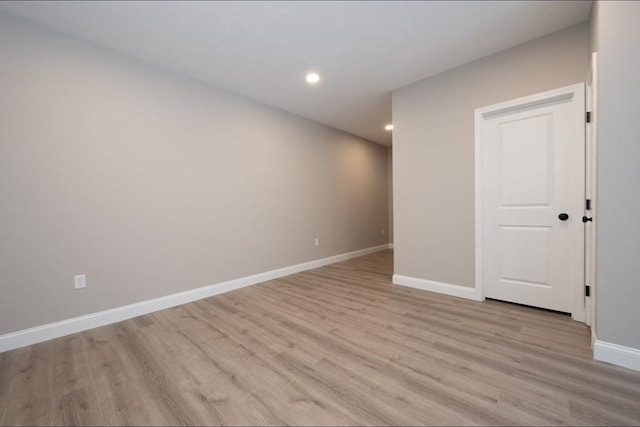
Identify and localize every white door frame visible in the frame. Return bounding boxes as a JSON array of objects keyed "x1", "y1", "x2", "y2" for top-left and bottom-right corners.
[
  {"x1": 474, "y1": 83, "x2": 586, "y2": 322},
  {"x1": 585, "y1": 52, "x2": 598, "y2": 339}
]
